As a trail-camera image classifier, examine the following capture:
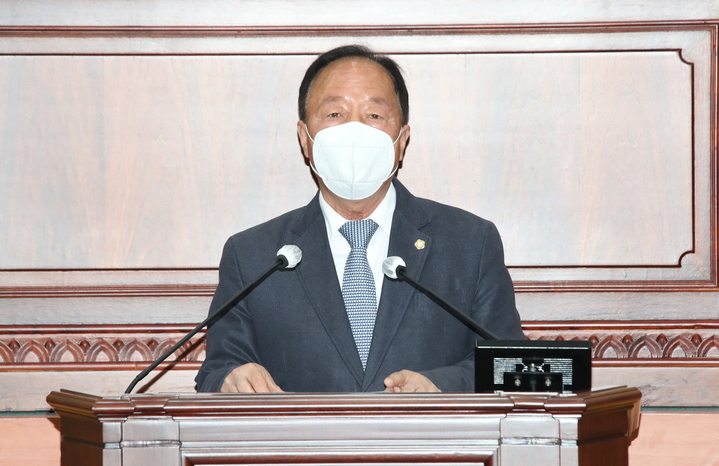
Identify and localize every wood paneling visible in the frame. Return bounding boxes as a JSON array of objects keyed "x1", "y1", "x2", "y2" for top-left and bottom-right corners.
[
  {"x1": 2, "y1": 51, "x2": 693, "y2": 271},
  {"x1": 0, "y1": 0, "x2": 716, "y2": 424},
  {"x1": 0, "y1": 55, "x2": 315, "y2": 270},
  {"x1": 0, "y1": 24, "x2": 715, "y2": 295},
  {"x1": 405, "y1": 51, "x2": 693, "y2": 268},
  {"x1": 0, "y1": 416, "x2": 60, "y2": 466},
  {"x1": 629, "y1": 412, "x2": 719, "y2": 466}
]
